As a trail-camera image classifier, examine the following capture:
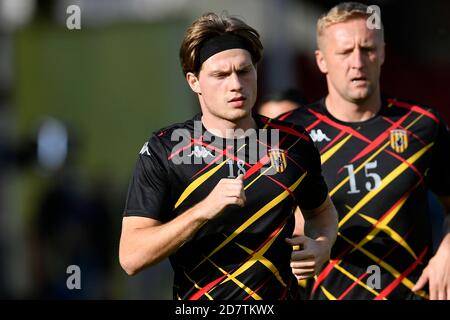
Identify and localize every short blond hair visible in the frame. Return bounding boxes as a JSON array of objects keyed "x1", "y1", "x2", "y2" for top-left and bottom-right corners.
[{"x1": 317, "y1": 2, "x2": 384, "y2": 48}]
